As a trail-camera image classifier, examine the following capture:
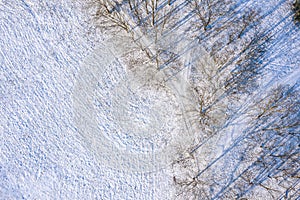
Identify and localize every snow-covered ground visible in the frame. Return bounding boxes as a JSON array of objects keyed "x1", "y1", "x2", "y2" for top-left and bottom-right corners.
[
  {"x1": 0, "y1": 0, "x2": 176, "y2": 199},
  {"x1": 0, "y1": 0, "x2": 299, "y2": 199}
]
